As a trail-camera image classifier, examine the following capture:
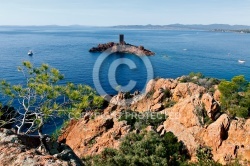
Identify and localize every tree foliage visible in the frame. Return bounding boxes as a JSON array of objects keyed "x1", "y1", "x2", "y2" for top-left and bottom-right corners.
[
  {"x1": 0, "y1": 104, "x2": 17, "y2": 128},
  {"x1": 218, "y1": 75, "x2": 250, "y2": 118},
  {"x1": 192, "y1": 146, "x2": 222, "y2": 166},
  {"x1": 84, "y1": 131, "x2": 188, "y2": 166},
  {"x1": 180, "y1": 72, "x2": 220, "y2": 92},
  {"x1": 189, "y1": 72, "x2": 204, "y2": 79},
  {"x1": 0, "y1": 61, "x2": 103, "y2": 138}
]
